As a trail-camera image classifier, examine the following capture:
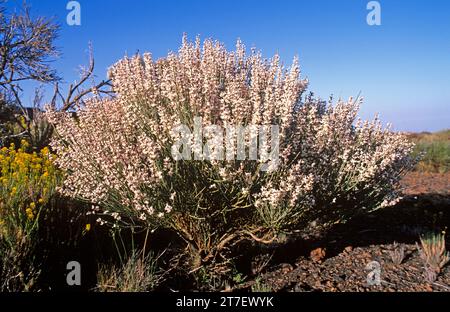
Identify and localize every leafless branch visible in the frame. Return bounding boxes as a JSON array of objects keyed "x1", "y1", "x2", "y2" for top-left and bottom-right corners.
[{"x1": 51, "y1": 44, "x2": 112, "y2": 111}]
